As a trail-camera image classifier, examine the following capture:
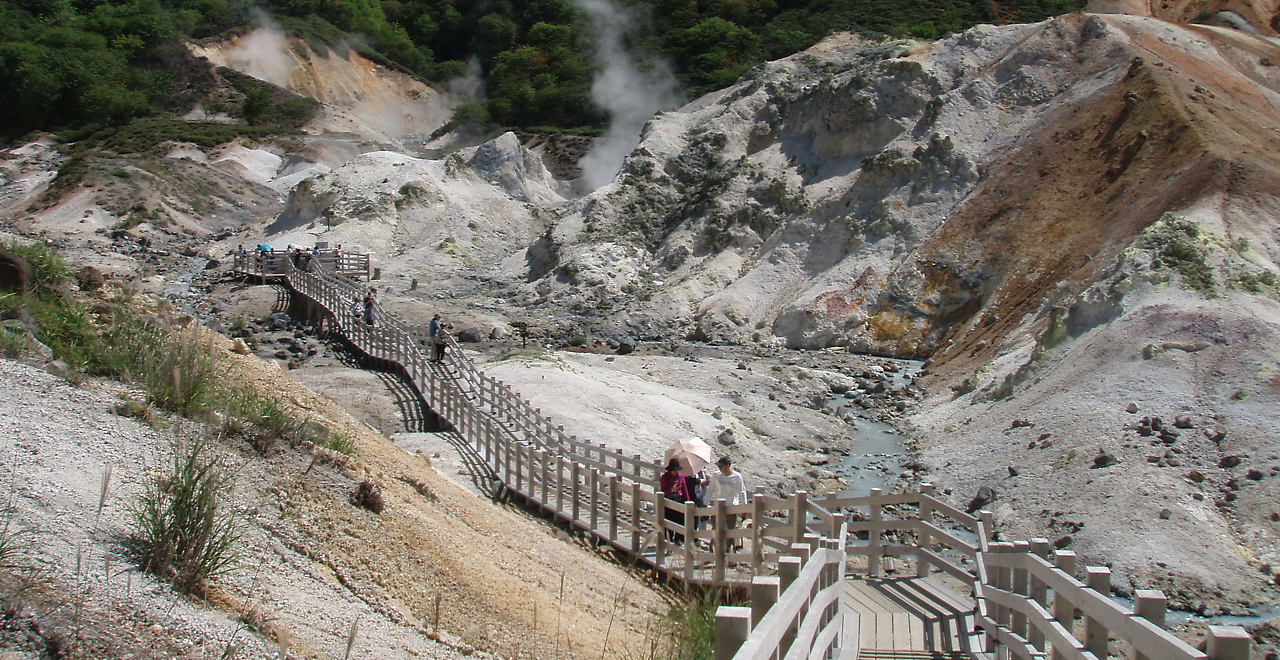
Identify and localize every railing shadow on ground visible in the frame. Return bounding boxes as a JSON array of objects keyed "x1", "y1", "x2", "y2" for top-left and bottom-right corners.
[{"x1": 232, "y1": 253, "x2": 1256, "y2": 660}]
